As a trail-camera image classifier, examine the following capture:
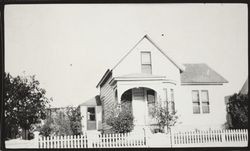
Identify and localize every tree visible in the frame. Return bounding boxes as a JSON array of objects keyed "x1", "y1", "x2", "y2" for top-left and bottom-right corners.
[
  {"x1": 4, "y1": 72, "x2": 50, "y2": 139},
  {"x1": 151, "y1": 102, "x2": 178, "y2": 133},
  {"x1": 39, "y1": 117, "x2": 54, "y2": 137},
  {"x1": 65, "y1": 106, "x2": 82, "y2": 135},
  {"x1": 53, "y1": 110, "x2": 73, "y2": 136},
  {"x1": 39, "y1": 106, "x2": 82, "y2": 136},
  {"x1": 106, "y1": 102, "x2": 134, "y2": 133},
  {"x1": 228, "y1": 93, "x2": 248, "y2": 129}
]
